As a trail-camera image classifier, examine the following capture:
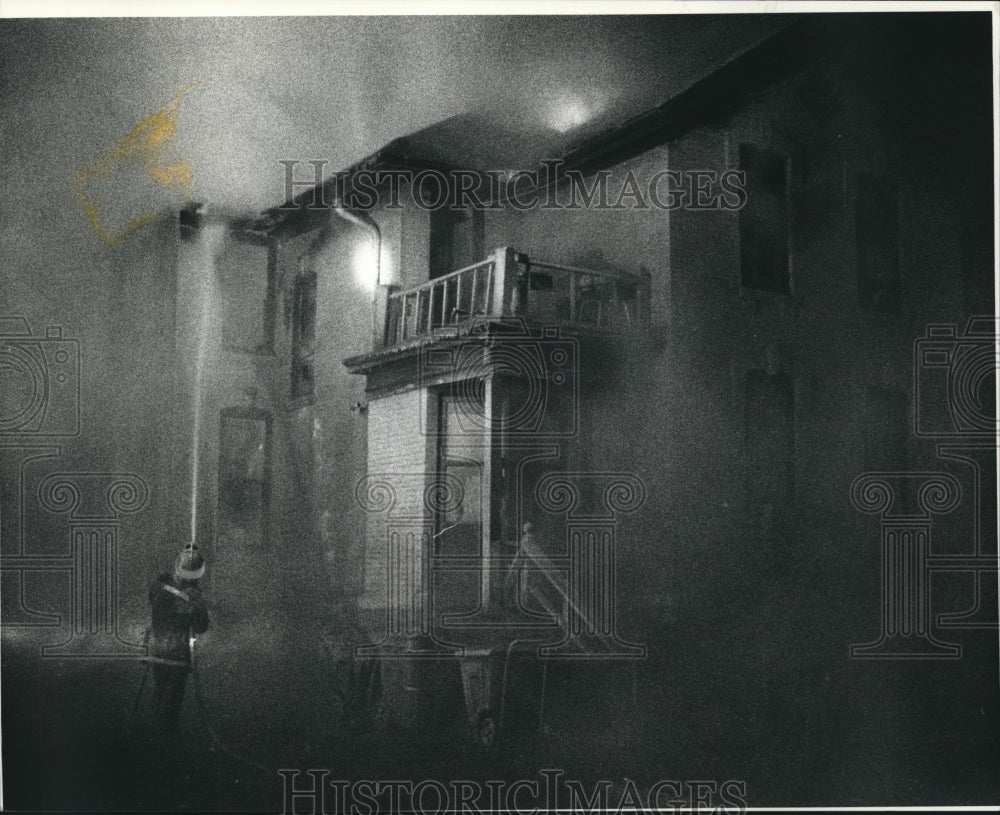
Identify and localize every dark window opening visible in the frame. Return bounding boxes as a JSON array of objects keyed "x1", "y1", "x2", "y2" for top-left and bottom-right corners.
[
  {"x1": 179, "y1": 202, "x2": 204, "y2": 240},
  {"x1": 218, "y1": 235, "x2": 276, "y2": 353},
  {"x1": 291, "y1": 270, "x2": 317, "y2": 398},
  {"x1": 435, "y1": 389, "x2": 486, "y2": 556},
  {"x1": 430, "y1": 209, "x2": 484, "y2": 280},
  {"x1": 433, "y1": 388, "x2": 488, "y2": 616},
  {"x1": 218, "y1": 409, "x2": 271, "y2": 548},
  {"x1": 856, "y1": 173, "x2": 901, "y2": 313},
  {"x1": 739, "y1": 144, "x2": 790, "y2": 294}
]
